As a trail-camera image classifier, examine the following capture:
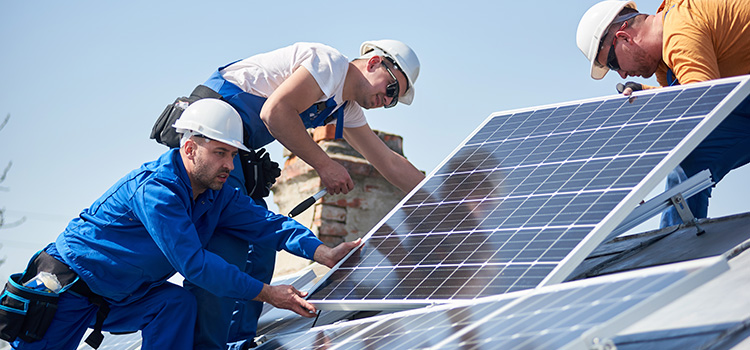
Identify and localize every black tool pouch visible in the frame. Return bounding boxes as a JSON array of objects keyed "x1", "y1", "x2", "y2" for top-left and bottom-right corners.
[
  {"x1": 0, "y1": 251, "x2": 78, "y2": 343},
  {"x1": 0, "y1": 273, "x2": 59, "y2": 343},
  {"x1": 150, "y1": 85, "x2": 225, "y2": 148}
]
